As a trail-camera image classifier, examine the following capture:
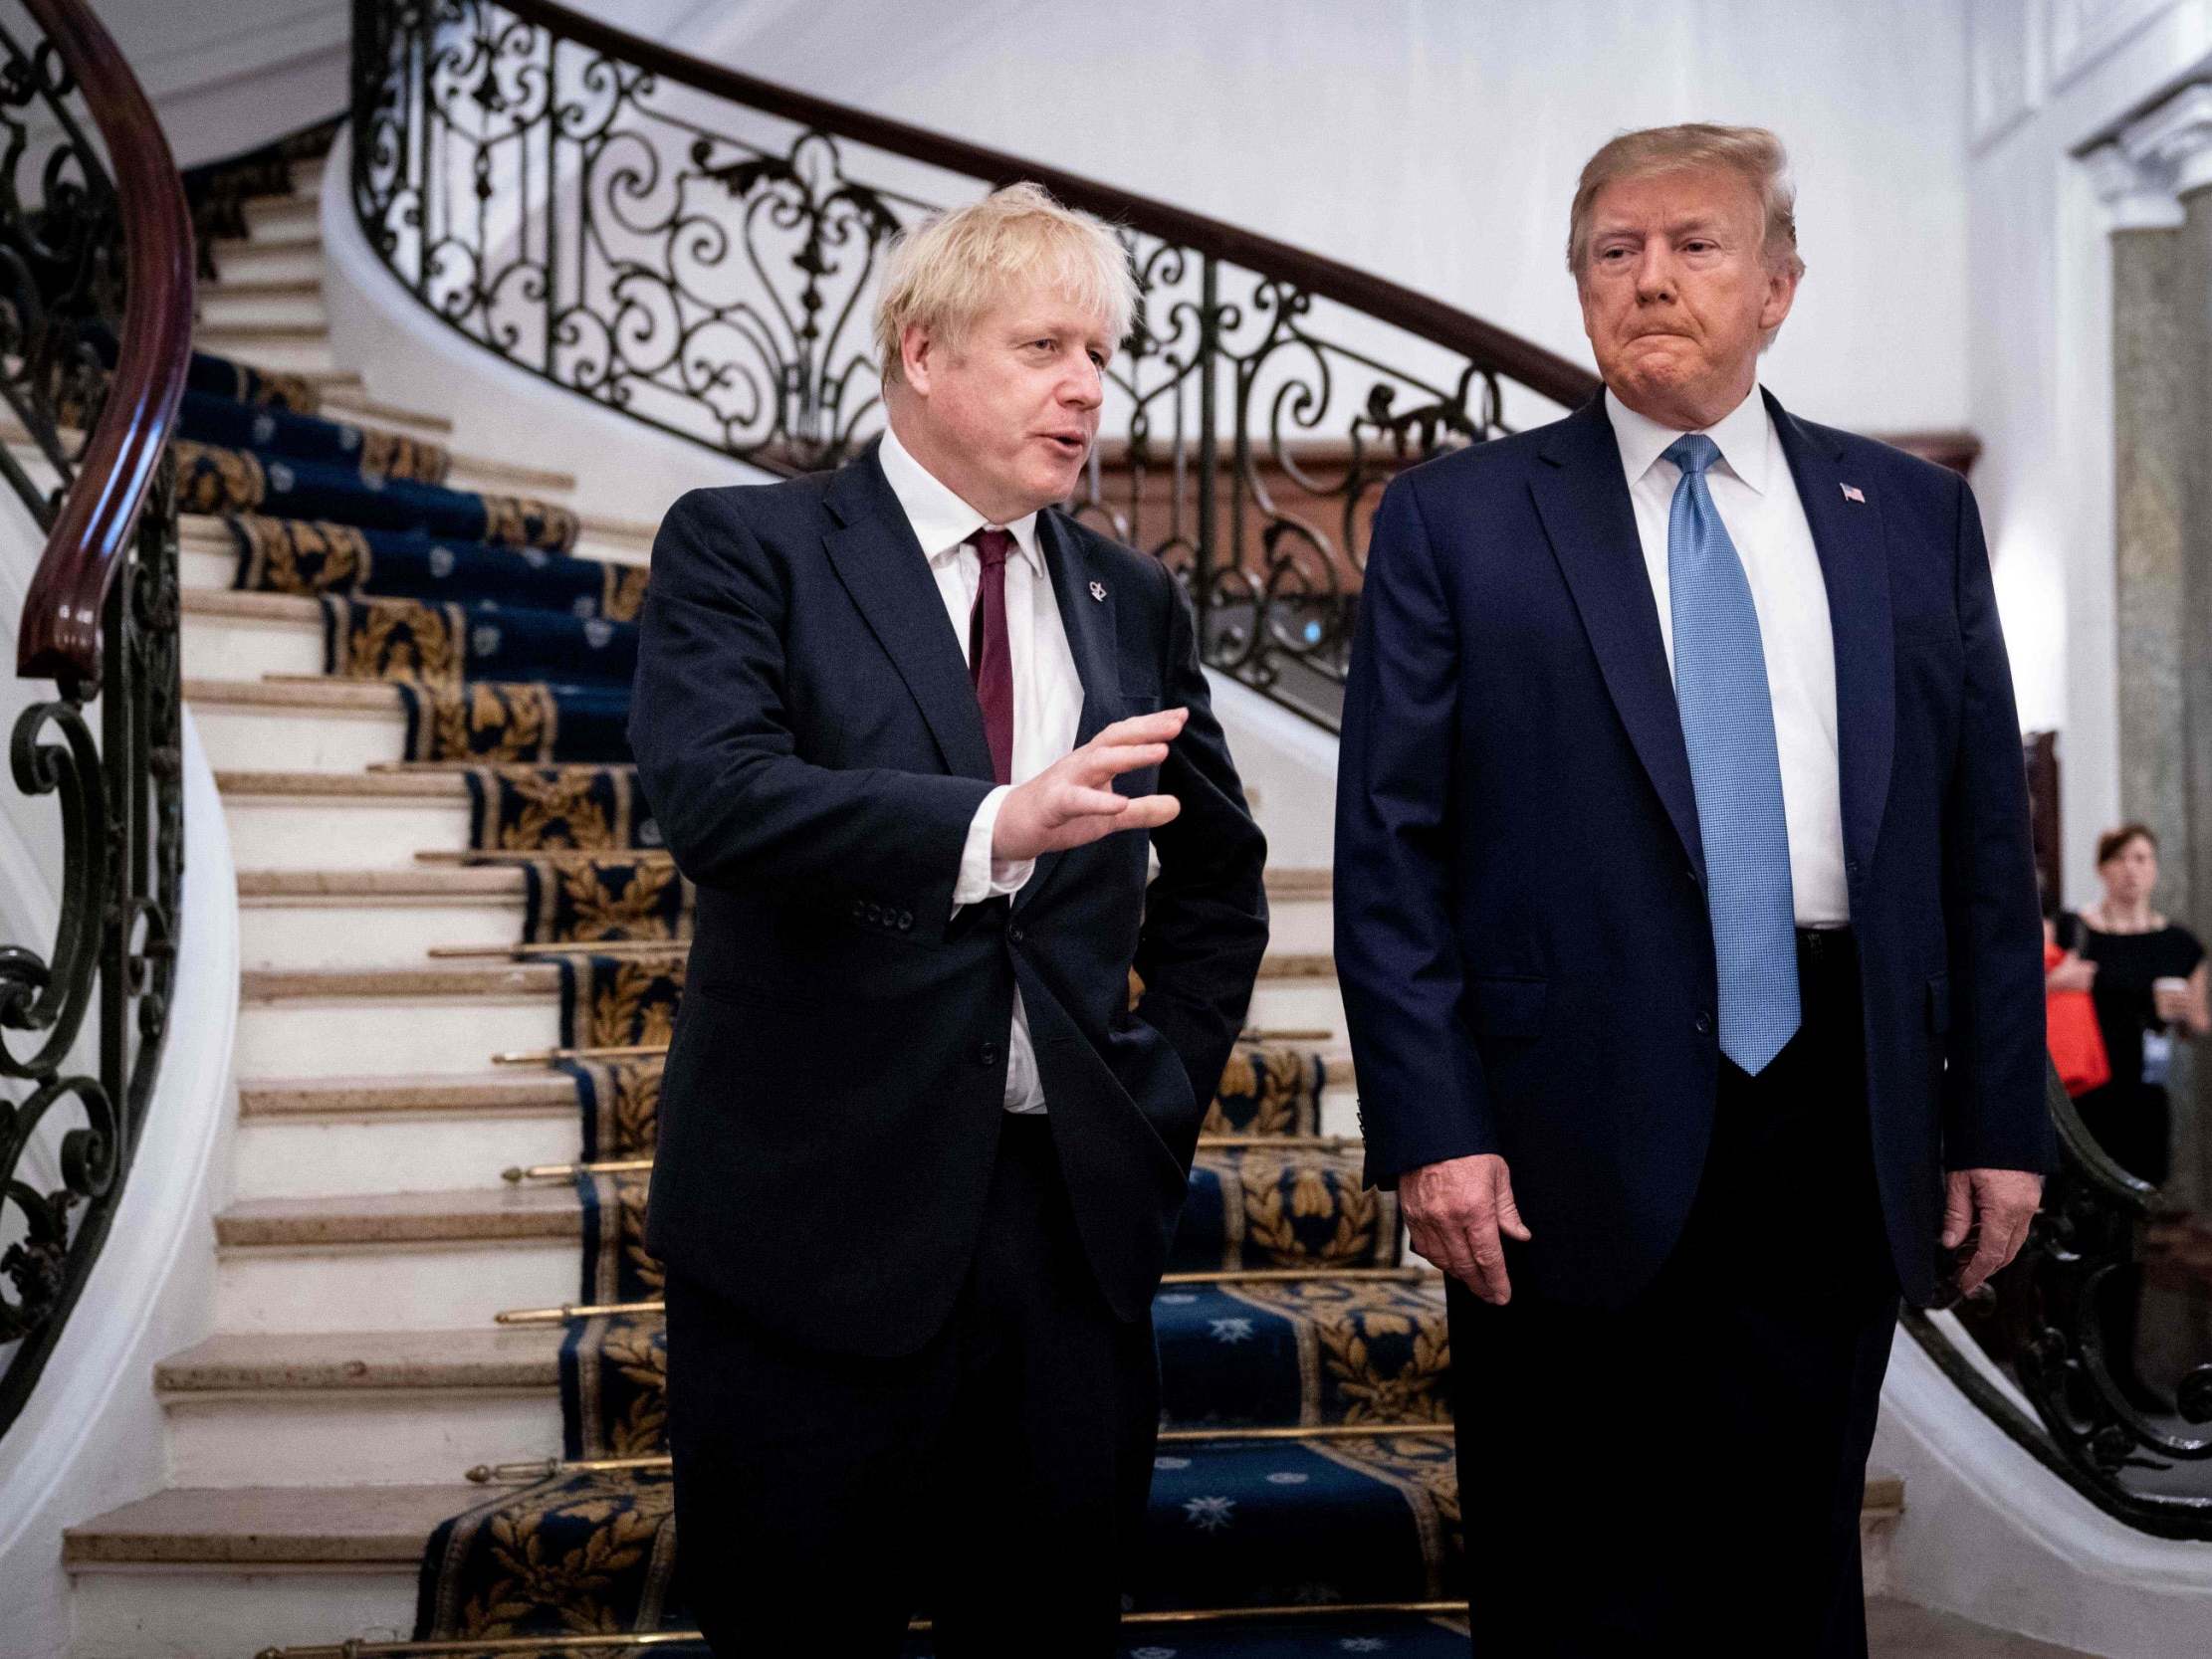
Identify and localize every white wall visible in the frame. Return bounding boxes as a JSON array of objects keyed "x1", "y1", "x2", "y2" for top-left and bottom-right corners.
[{"x1": 1963, "y1": 0, "x2": 2212, "y2": 903}]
